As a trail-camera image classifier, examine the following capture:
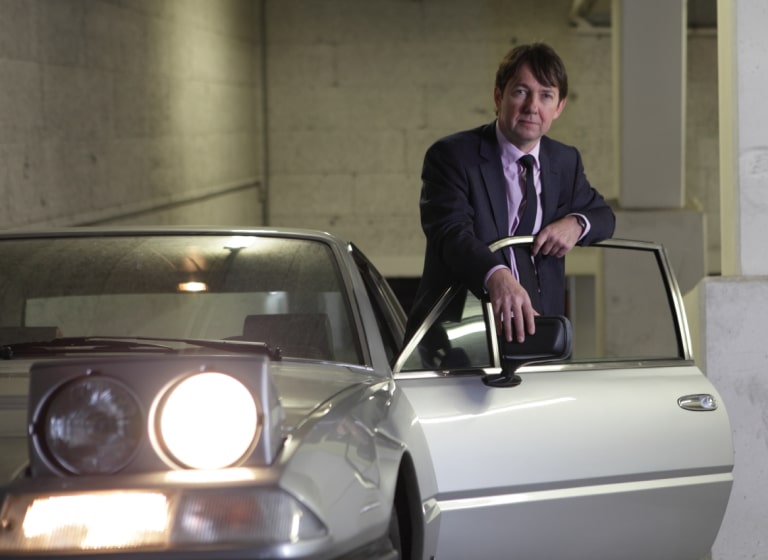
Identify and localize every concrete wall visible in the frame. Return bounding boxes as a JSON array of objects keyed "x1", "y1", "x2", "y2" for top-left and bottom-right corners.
[
  {"x1": 263, "y1": 0, "x2": 720, "y2": 278},
  {"x1": 0, "y1": 0, "x2": 719, "y2": 277},
  {"x1": 265, "y1": 0, "x2": 615, "y2": 276},
  {"x1": 0, "y1": 0, "x2": 264, "y2": 229}
]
